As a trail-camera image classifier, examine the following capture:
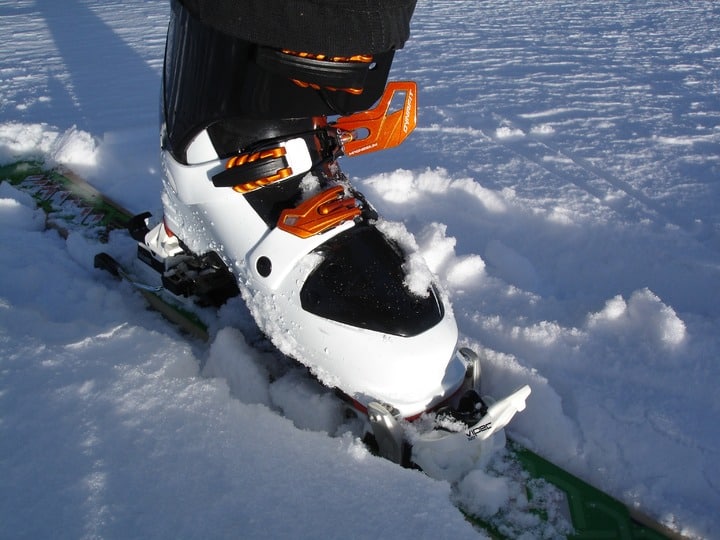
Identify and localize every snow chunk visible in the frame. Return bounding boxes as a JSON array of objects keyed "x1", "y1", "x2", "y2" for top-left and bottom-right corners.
[
  {"x1": 362, "y1": 167, "x2": 508, "y2": 215},
  {"x1": 202, "y1": 327, "x2": 272, "y2": 406},
  {"x1": 455, "y1": 457, "x2": 574, "y2": 539},
  {"x1": 416, "y1": 222, "x2": 486, "y2": 288},
  {"x1": 450, "y1": 176, "x2": 508, "y2": 214},
  {"x1": 363, "y1": 168, "x2": 422, "y2": 203},
  {"x1": 495, "y1": 126, "x2": 525, "y2": 139},
  {"x1": 50, "y1": 126, "x2": 98, "y2": 167},
  {"x1": 530, "y1": 124, "x2": 555, "y2": 135},
  {"x1": 447, "y1": 255, "x2": 487, "y2": 287},
  {"x1": 456, "y1": 469, "x2": 511, "y2": 518},
  {"x1": 594, "y1": 294, "x2": 627, "y2": 321},
  {"x1": 269, "y1": 369, "x2": 344, "y2": 434},
  {"x1": 0, "y1": 123, "x2": 96, "y2": 168},
  {"x1": 0, "y1": 182, "x2": 45, "y2": 231},
  {"x1": 0, "y1": 122, "x2": 59, "y2": 162},
  {"x1": 416, "y1": 222, "x2": 457, "y2": 274},
  {"x1": 587, "y1": 289, "x2": 686, "y2": 349},
  {"x1": 375, "y1": 219, "x2": 434, "y2": 297},
  {"x1": 402, "y1": 254, "x2": 435, "y2": 297},
  {"x1": 360, "y1": 167, "x2": 458, "y2": 204}
]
